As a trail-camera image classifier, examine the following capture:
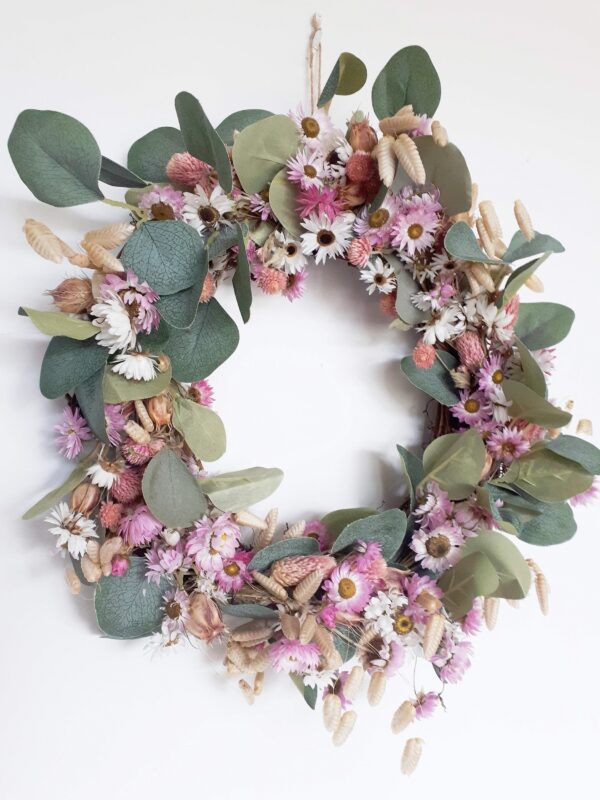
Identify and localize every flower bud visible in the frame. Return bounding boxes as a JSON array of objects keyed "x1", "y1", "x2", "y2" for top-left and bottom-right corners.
[
  {"x1": 111, "y1": 554, "x2": 130, "y2": 577},
  {"x1": 156, "y1": 354, "x2": 171, "y2": 374},
  {"x1": 416, "y1": 591, "x2": 442, "y2": 614},
  {"x1": 147, "y1": 393, "x2": 172, "y2": 427},
  {"x1": 70, "y1": 482, "x2": 101, "y2": 515},
  {"x1": 47, "y1": 277, "x2": 94, "y2": 313},
  {"x1": 347, "y1": 119, "x2": 379, "y2": 153},
  {"x1": 339, "y1": 182, "x2": 367, "y2": 208},
  {"x1": 186, "y1": 593, "x2": 226, "y2": 642}
]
